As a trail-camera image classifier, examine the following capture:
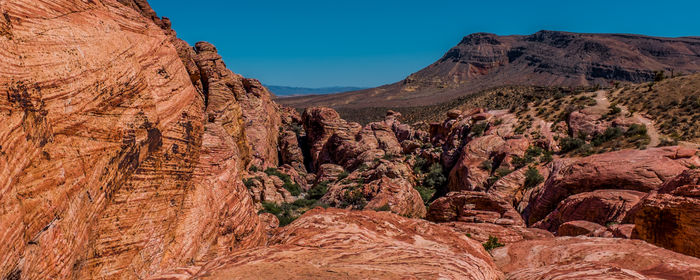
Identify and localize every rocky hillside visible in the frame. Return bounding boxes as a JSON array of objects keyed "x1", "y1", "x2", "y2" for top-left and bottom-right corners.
[
  {"x1": 1, "y1": 1, "x2": 699, "y2": 279},
  {"x1": 279, "y1": 31, "x2": 700, "y2": 109}
]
